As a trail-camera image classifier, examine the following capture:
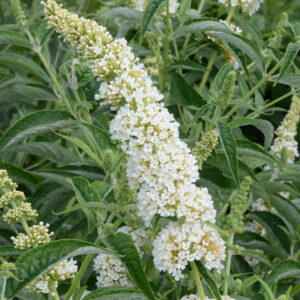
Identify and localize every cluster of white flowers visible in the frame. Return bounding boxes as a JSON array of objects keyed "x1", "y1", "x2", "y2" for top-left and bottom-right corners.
[
  {"x1": 270, "y1": 96, "x2": 300, "y2": 163},
  {"x1": 93, "y1": 254, "x2": 133, "y2": 288},
  {"x1": 134, "y1": 0, "x2": 179, "y2": 15},
  {"x1": 28, "y1": 259, "x2": 78, "y2": 295},
  {"x1": 153, "y1": 221, "x2": 226, "y2": 280},
  {"x1": 93, "y1": 226, "x2": 149, "y2": 288},
  {"x1": 44, "y1": 0, "x2": 226, "y2": 282},
  {"x1": 11, "y1": 222, "x2": 54, "y2": 249},
  {"x1": 181, "y1": 295, "x2": 235, "y2": 300},
  {"x1": 218, "y1": 0, "x2": 264, "y2": 15}
]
